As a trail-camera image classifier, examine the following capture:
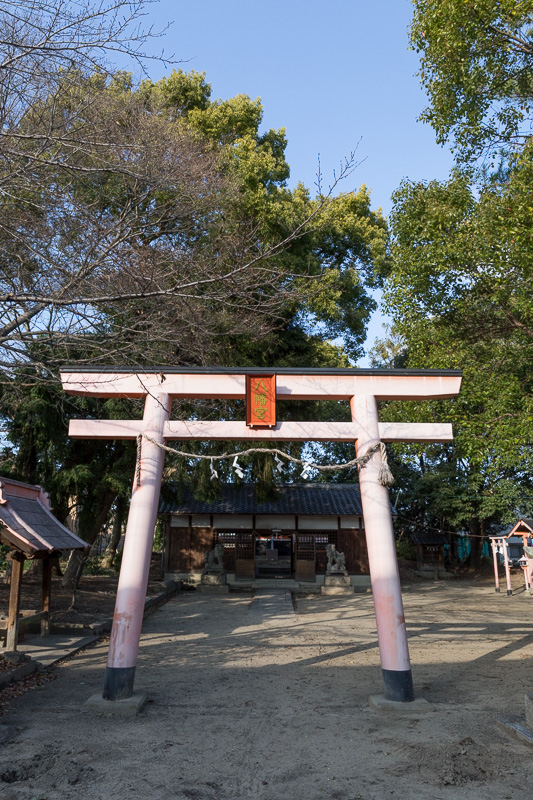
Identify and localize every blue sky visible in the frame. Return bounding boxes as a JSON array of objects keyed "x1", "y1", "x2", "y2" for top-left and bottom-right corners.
[{"x1": 132, "y1": 1, "x2": 454, "y2": 361}]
